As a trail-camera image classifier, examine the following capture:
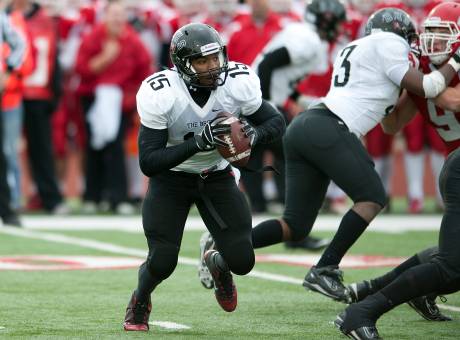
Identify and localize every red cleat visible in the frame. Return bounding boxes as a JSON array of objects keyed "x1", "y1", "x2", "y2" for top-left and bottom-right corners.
[
  {"x1": 408, "y1": 199, "x2": 423, "y2": 214},
  {"x1": 204, "y1": 250, "x2": 237, "y2": 312},
  {"x1": 123, "y1": 291, "x2": 151, "y2": 331}
]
